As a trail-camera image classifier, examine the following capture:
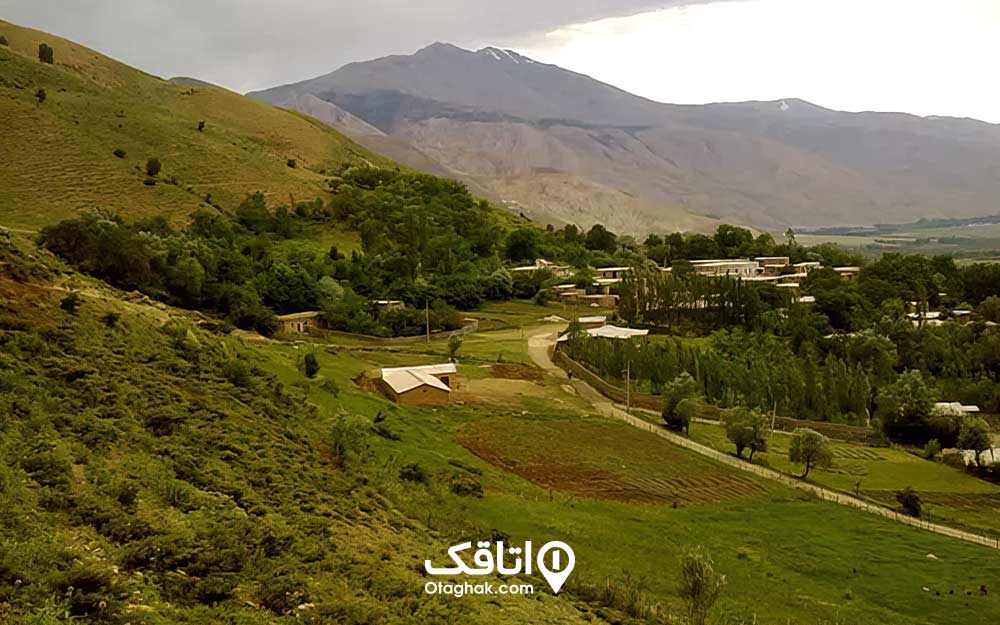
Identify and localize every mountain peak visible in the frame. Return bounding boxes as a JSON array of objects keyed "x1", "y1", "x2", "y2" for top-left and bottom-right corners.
[
  {"x1": 415, "y1": 41, "x2": 468, "y2": 56},
  {"x1": 475, "y1": 46, "x2": 536, "y2": 65}
]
